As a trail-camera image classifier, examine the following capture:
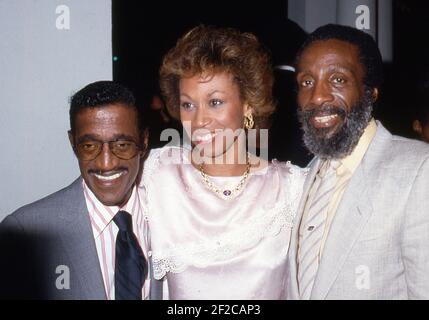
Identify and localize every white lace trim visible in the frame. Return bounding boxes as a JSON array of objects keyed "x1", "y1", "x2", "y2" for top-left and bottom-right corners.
[
  {"x1": 142, "y1": 147, "x2": 178, "y2": 183},
  {"x1": 142, "y1": 147, "x2": 308, "y2": 280}
]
